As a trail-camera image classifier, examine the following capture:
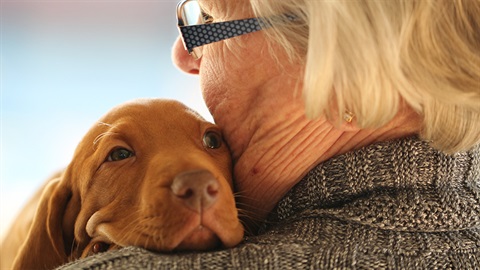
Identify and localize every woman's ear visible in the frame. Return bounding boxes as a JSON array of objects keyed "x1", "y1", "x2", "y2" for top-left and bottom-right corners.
[{"x1": 12, "y1": 176, "x2": 78, "y2": 270}]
